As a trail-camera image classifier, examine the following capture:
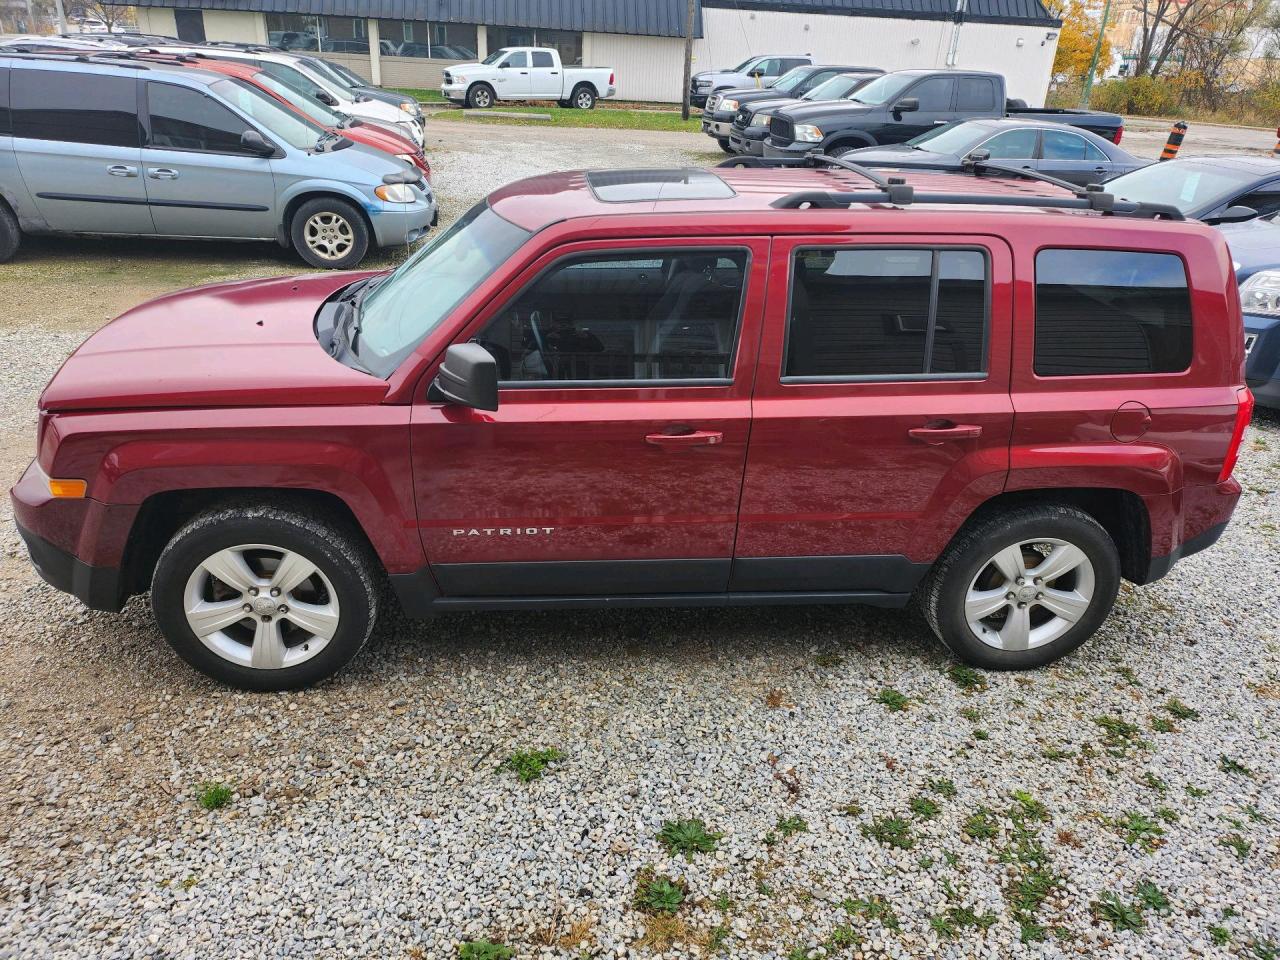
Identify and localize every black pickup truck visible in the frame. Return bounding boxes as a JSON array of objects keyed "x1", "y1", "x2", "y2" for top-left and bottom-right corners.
[{"x1": 763, "y1": 69, "x2": 1124, "y2": 160}]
